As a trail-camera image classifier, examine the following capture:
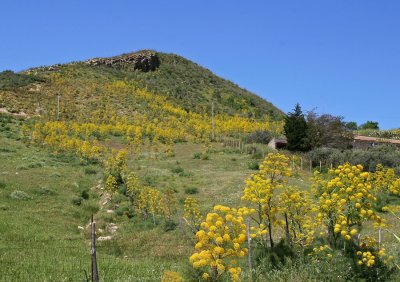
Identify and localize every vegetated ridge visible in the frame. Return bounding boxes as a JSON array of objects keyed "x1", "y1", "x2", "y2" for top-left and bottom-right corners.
[{"x1": 0, "y1": 50, "x2": 283, "y2": 120}]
